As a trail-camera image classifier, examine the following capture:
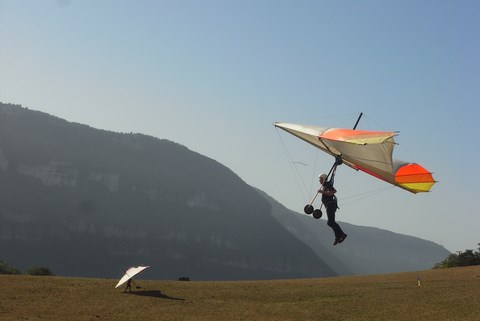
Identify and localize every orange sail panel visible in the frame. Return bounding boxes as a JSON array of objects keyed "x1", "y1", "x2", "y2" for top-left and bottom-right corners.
[
  {"x1": 394, "y1": 163, "x2": 436, "y2": 193},
  {"x1": 320, "y1": 128, "x2": 397, "y2": 145}
]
